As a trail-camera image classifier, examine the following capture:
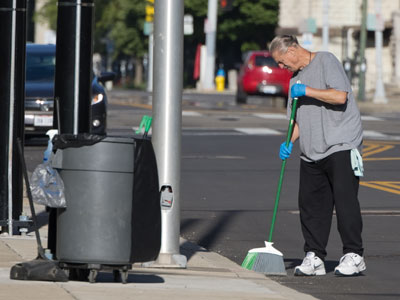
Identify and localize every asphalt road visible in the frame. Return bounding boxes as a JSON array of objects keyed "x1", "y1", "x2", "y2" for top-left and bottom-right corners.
[
  {"x1": 24, "y1": 92, "x2": 400, "y2": 300},
  {"x1": 180, "y1": 134, "x2": 400, "y2": 300}
]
